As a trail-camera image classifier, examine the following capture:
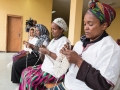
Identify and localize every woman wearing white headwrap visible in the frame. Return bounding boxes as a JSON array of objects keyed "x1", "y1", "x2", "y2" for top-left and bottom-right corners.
[
  {"x1": 11, "y1": 24, "x2": 50, "y2": 84},
  {"x1": 19, "y1": 18, "x2": 71, "y2": 90}
]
